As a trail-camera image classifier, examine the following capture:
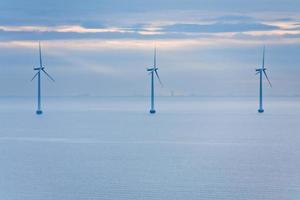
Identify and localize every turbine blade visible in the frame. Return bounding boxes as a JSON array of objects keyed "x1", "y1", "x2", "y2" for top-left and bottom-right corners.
[
  {"x1": 154, "y1": 47, "x2": 157, "y2": 67},
  {"x1": 39, "y1": 41, "x2": 43, "y2": 67},
  {"x1": 147, "y1": 67, "x2": 154, "y2": 72},
  {"x1": 263, "y1": 70, "x2": 272, "y2": 87},
  {"x1": 262, "y1": 45, "x2": 265, "y2": 69},
  {"x1": 31, "y1": 72, "x2": 39, "y2": 81},
  {"x1": 155, "y1": 70, "x2": 163, "y2": 87},
  {"x1": 42, "y1": 69, "x2": 55, "y2": 82}
]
